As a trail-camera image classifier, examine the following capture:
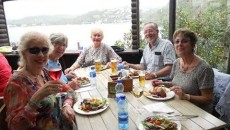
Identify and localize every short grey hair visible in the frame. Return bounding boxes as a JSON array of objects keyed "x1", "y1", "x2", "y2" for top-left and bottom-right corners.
[
  {"x1": 91, "y1": 28, "x2": 104, "y2": 38},
  {"x1": 49, "y1": 33, "x2": 68, "y2": 47},
  {"x1": 144, "y1": 22, "x2": 159, "y2": 31}
]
